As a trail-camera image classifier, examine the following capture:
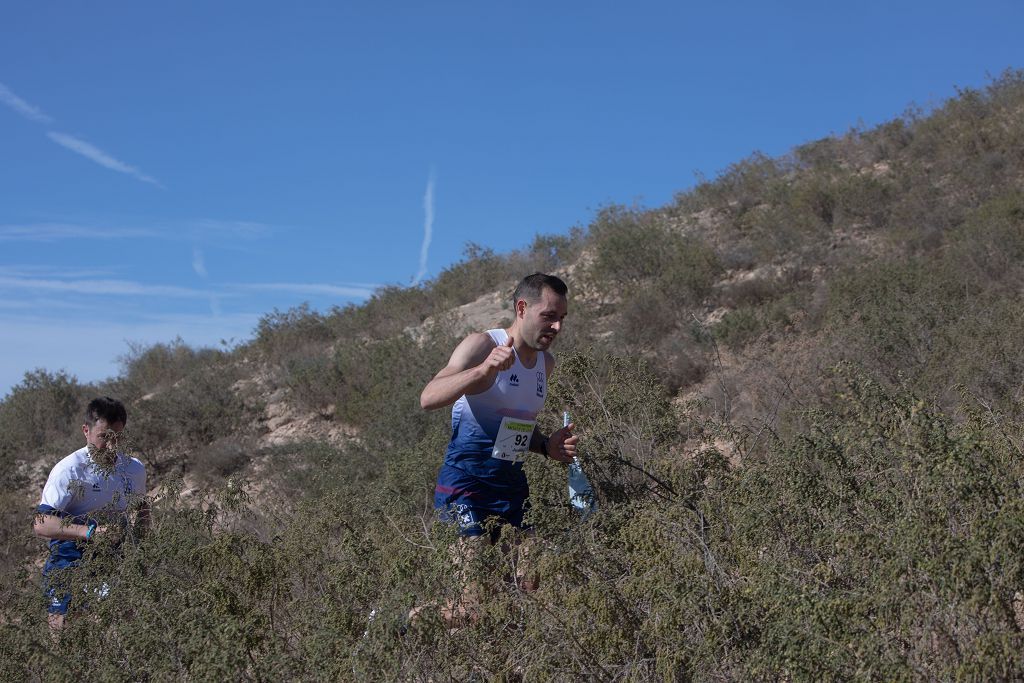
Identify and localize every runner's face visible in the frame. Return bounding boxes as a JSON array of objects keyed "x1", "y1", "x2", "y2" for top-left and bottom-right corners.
[
  {"x1": 83, "y1": 418, "x2": 125, "y2": 455},
  {"x1": 518, "y1": 287, "x2": 568, "y2": 351}
]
